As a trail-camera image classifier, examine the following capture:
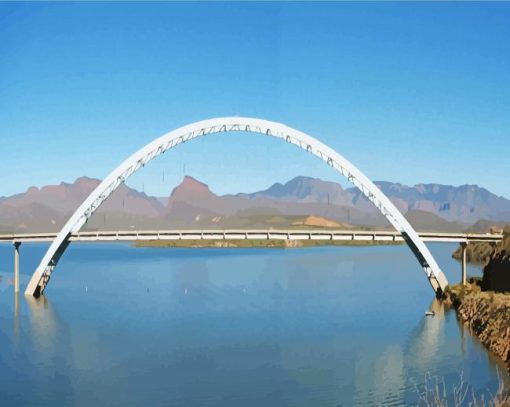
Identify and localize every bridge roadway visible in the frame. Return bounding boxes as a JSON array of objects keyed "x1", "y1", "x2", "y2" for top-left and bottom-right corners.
[
  {"x1": 0, "y1": 229, "x2": 503, "y2": 244},
  {"x1": 1, "y1": 229, "x2": 502, "y2": 294}
]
